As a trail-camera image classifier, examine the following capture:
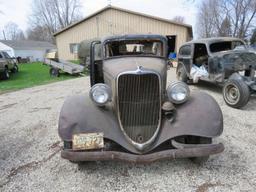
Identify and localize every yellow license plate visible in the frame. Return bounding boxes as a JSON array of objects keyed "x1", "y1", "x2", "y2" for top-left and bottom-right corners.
[{"x1": 72, "y1": 132, "x2": 104, "y2": 150}]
